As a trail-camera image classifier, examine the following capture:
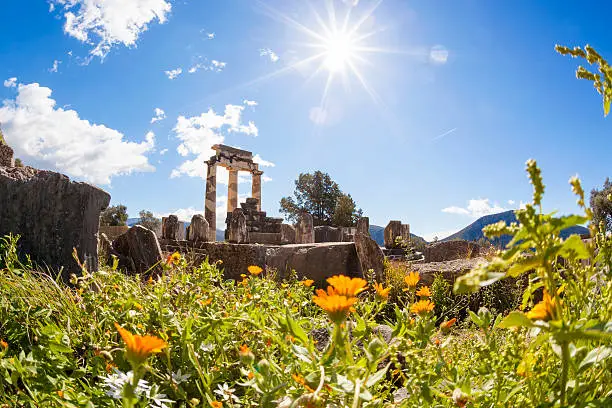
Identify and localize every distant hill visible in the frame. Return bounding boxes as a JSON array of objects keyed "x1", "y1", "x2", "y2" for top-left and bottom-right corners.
[
  {"x1": 369, "y1": 225, "x2": 427, "y2": 247},
  {"x1": 441, "y1": 210, "x2": 589, "y2": 246}
]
